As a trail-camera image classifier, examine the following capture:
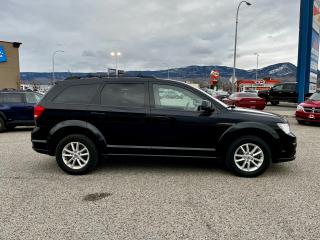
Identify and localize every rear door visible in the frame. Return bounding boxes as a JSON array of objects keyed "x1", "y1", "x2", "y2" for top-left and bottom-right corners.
[
  {"x1": 86, "y1": 80, "x2": 150, "y2": 154},
  {"x1": 0, "y1": 93, "x2": 26, "y2": 122},
  {"x1": 283, "y1": 83, "x2": 297, "y2": 102}
]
